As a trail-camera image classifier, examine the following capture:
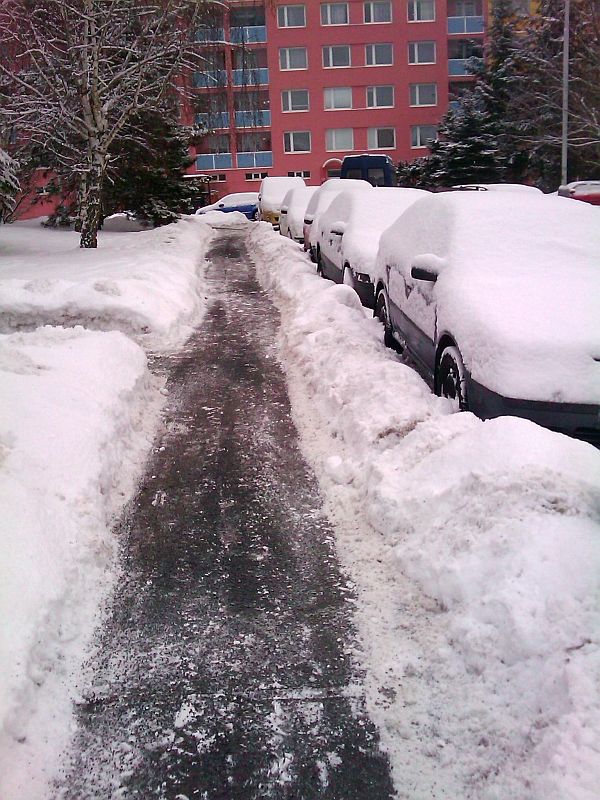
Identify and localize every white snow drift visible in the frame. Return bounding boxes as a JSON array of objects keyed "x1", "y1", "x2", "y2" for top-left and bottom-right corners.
[
  {"x1": 248, "y1": 221, "x2": 600, "y2": 800},
  {"x1": 0, "y1": 217, "x2": 212, "y2": 799}
]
